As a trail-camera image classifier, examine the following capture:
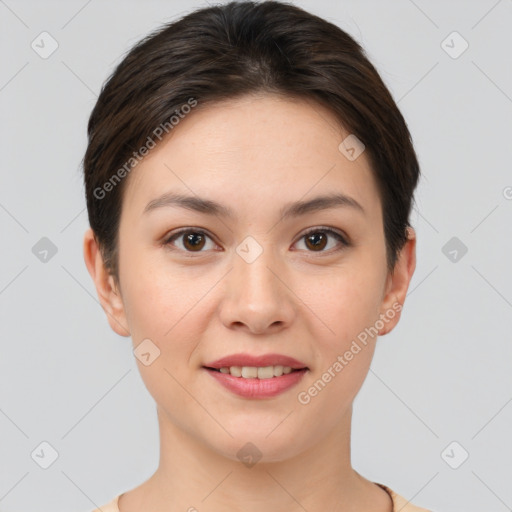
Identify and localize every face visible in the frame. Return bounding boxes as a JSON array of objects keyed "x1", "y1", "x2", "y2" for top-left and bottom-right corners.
[{"x1": 85, "y1": 94, "x2": 415, "y2": 463}]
